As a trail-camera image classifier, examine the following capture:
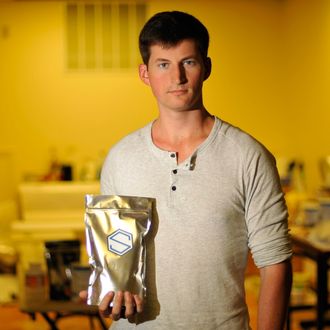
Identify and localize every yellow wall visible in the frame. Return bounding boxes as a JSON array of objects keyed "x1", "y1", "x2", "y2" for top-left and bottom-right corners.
[{"x1": 0, "y1": 0, "x2": 329, "y2": 197}]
